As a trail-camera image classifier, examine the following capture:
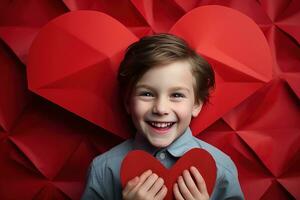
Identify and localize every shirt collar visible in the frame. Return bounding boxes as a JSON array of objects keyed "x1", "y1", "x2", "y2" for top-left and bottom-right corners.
[
  {"x1": 133, "y1": 132, "x2": 158, "y2": 155},
  {"x1": 133, "y1": 127, "x2": 201, "y2": 157},
  {"x1": 166, "y1": 127, "x2": 201, "y2": 157}
]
